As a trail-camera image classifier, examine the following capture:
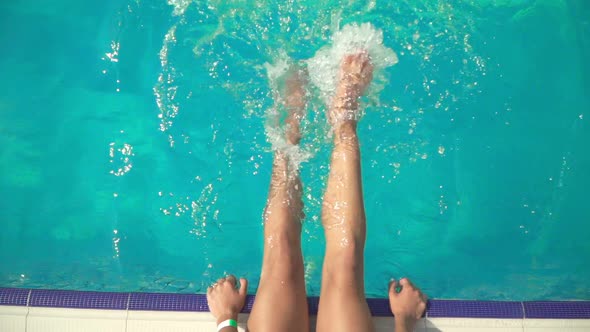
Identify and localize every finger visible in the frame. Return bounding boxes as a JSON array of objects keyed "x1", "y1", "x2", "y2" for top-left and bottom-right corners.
[
  {"x1": 420, "y1": 291, "x2": 428, "y2": 303},
  {"x1": 399, "y1": 277, "x2": 415, "y2": 290},
  {"x1": 388, "y1": 279, "x2": 399, "y2": 298},
  {"x1": 225, "y1": 275, "x2": 237, "y2": 287},
  {"x1": 418, "y1": 301, "x2": 427, "y2": 316},
  {"x1": 239, "y1": 278, "x2": 248, "y2": 297},
  {"x1": 217, "y1": 278, "x2": 226, "y2": 285}
]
